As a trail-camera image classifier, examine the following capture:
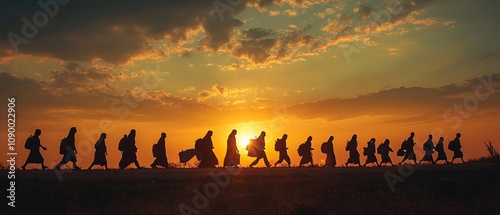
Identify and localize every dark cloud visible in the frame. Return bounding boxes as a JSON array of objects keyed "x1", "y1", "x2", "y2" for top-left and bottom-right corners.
[
  {"x1": 287, "y1": 74, "x2": 500, "y2": 121},
  {"x1": 354, "y1": 4, "x2": 373, "y2": 19},
  {"x1": 0, "y1": 0, "x2": 247, "y2": 64}
]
